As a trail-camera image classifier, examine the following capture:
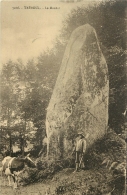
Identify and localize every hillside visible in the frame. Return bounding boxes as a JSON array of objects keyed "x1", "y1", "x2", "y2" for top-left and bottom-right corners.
[{"x1": 1, "y1": 131, "x2": 125, "y2": 195}]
